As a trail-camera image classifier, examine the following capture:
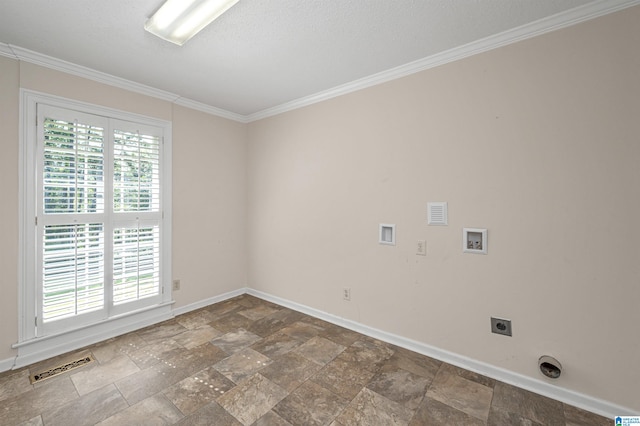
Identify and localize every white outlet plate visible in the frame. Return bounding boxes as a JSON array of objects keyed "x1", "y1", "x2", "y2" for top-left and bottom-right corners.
[
  {"x1": 416, "y1": 240, "x2": 426, "y2": 256},
  {"x1": 172, "y1": 279, "x2": 181, "y2": 291},
  {"x1": 343, "y1": 287, "x2": 351, "y2": 301}
]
